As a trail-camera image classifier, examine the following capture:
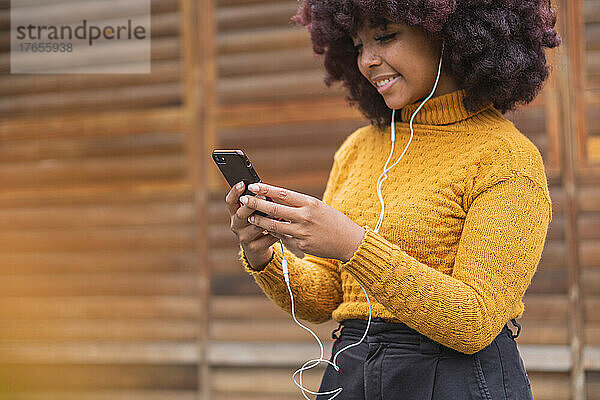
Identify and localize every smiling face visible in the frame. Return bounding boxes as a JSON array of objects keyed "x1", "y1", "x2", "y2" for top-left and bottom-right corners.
[{"x1": 352, "y1": 22, "x2": 459, "y2": 110}]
